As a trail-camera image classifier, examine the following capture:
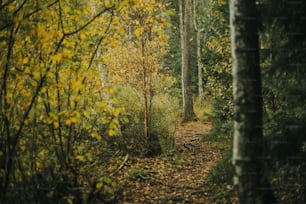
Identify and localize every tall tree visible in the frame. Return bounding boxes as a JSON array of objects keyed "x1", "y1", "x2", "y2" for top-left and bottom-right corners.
[
  {"x1": 229, "y1": 0, "x2": 276, "y2": 203},
  {"x1": 180, "y1": 0, "x2": 197, "y2": 122},
  {"x1": 192, "y1": 0, "x2": 204, "y2": 97}
]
